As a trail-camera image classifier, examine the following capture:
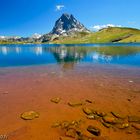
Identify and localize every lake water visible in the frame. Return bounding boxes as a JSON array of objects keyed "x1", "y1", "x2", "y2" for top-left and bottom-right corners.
[
  {"x1": 0, "y1": 43, "x2": 140, "y2": 67},
  {"x1": 0, "y1": 44, "x2": 140, "y2": 140}
]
